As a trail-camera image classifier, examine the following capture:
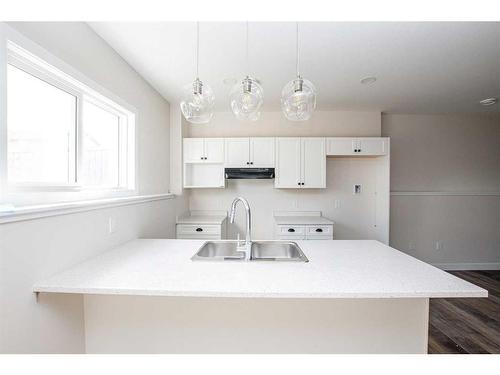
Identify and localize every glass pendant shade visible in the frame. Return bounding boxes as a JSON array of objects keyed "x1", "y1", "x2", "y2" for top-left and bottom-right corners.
[
  {"x1": 180, "y1": 78, "x2": 214, "y2": 124},
  {"x1": 281, "y1": 76, "x2": 316, "y2": 121},
  {"x1": 230, "y1": 76, "x2": 263, "y2": 121}
]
